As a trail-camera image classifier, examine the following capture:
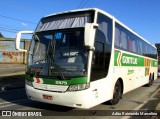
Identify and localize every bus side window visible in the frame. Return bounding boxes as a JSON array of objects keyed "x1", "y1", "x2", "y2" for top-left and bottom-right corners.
[
  {"x1": 127, "y1": 34, "x2": 137, "y2": 53},
  {"x1": 90, "y1": 13, "x2": 112, "y2": 82},
  {"x1": 91, "y1": 41, "x2": 105, "y2": 81},
  {"x1": 120, "y1": 30, "x2": 127, "y2": 50},
  {"x1": 115, "y1": 27, "x2": 121, "y2": 48}
]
